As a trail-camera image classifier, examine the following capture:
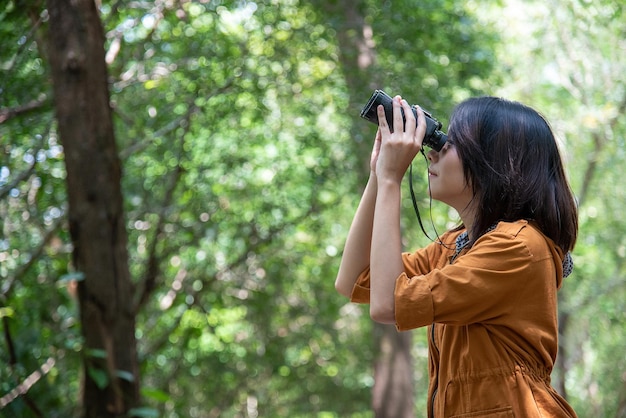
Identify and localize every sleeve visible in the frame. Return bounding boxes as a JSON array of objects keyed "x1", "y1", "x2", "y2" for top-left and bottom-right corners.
[
  {"x1": 394, "y1": 223, "x2": 555, "y2": 331},
  {"x1": 349, "y1": 236, "x2": 451, "y2": 304},
  {"x1": 350, "y1": 268, "x2": 372, "y2": 303}
]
